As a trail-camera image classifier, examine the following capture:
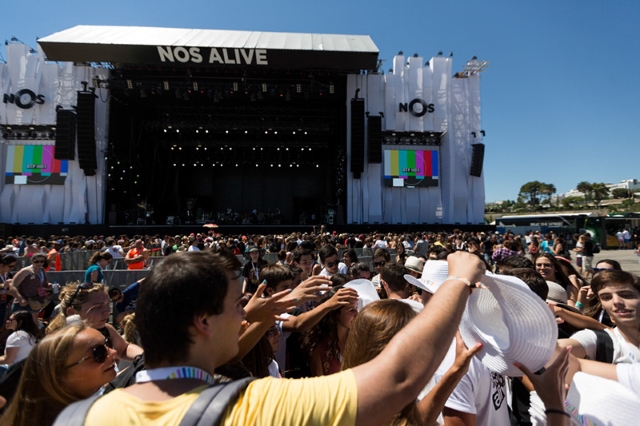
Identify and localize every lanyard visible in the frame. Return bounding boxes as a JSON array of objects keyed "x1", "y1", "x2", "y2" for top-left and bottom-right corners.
[{"x1": 135, "y1": 366, "x2": 216, "y2": 386}]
